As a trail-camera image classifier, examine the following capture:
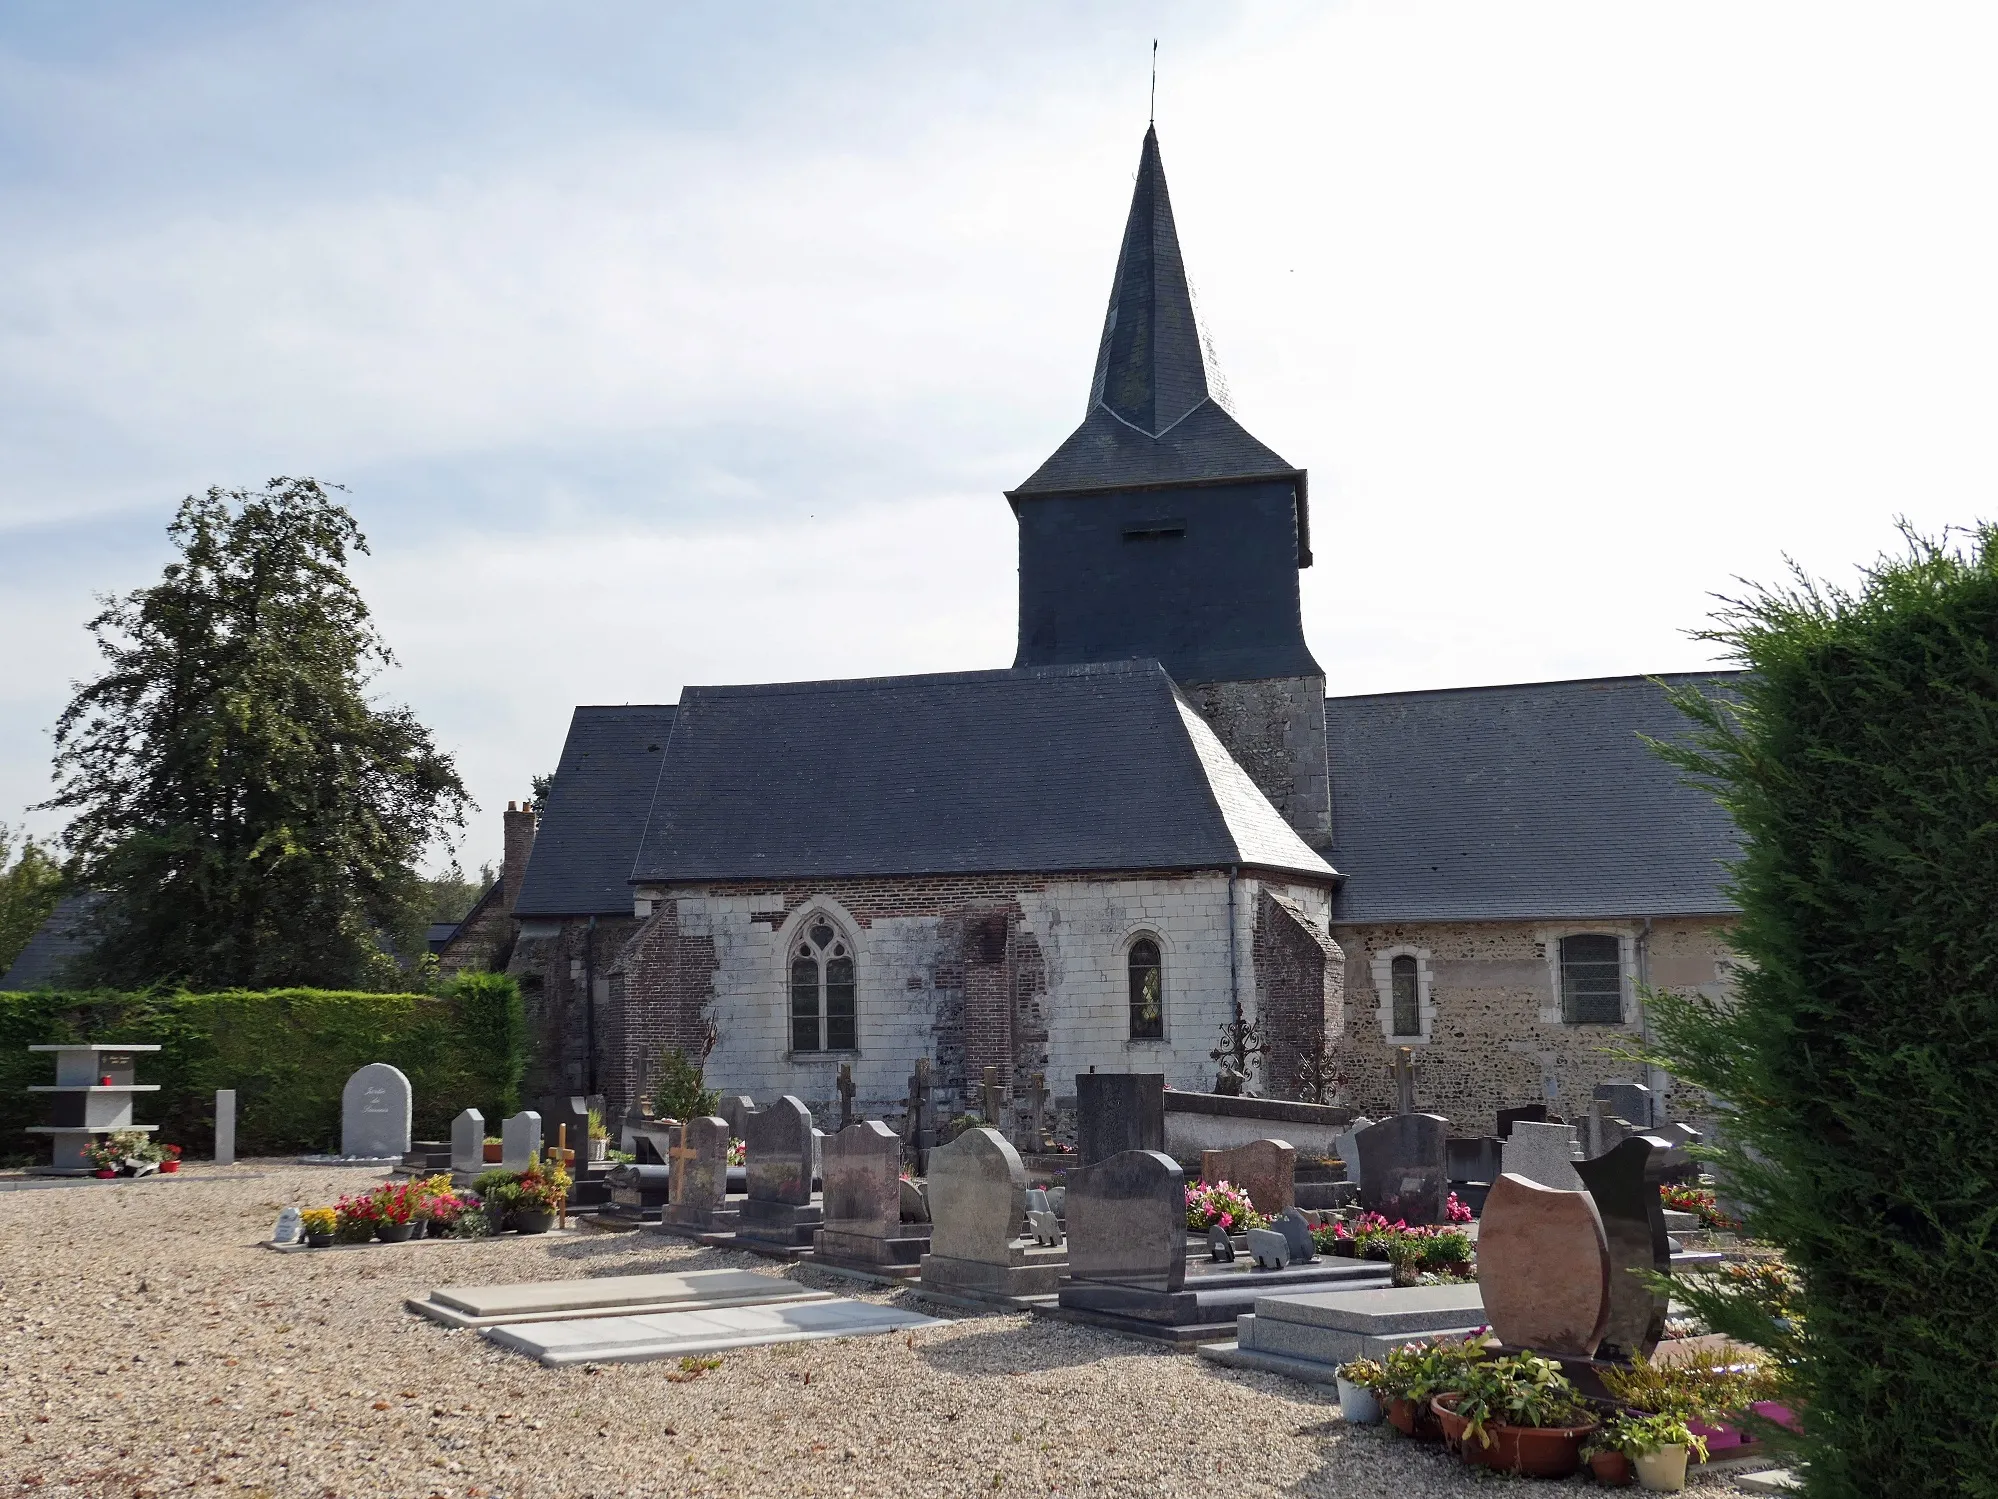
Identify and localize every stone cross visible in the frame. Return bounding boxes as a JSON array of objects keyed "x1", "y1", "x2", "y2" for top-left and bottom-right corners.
[
  {"x1": 836, "y1": 1063, "x2": 856, "y2": 1131},
  {"x1": 1391, "y1": 1046, "x2": 1416, "y2": 1116},
  {"x1": 904, "y1": 1057, "x2": 934, "y2": 1172},
  {"x1": 981, "y1": 1065, "x2": 1005, "y2": 1126},
  {"x1": 1023, "y1": 1071, "x2": 1050, "y2": 1153}
]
